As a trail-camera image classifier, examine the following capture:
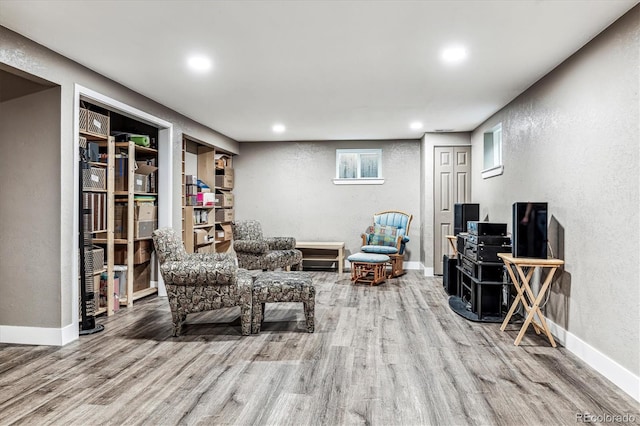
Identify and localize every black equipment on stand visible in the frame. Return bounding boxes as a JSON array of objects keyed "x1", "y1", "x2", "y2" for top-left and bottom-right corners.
[{"x1": 449, "y1": 222, "x2": 512, "y2": 322}]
